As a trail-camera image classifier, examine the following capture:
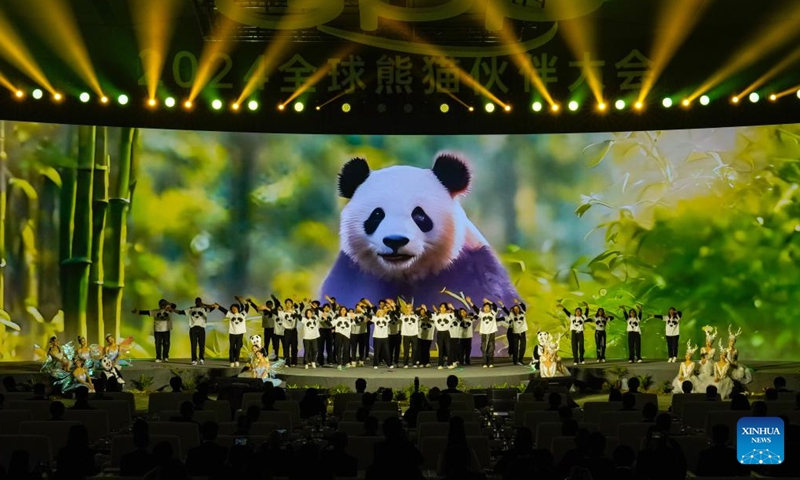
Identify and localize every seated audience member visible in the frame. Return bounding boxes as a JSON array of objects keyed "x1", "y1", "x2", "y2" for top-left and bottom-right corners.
[
  {"x1": 608, "y1": 388, "x2": 622, "y2": 401},
  {"x1": 27, "y1": 383, "x2": 48, "y2": 401},
  {"x1": 579, "y1": 432, "x2": 614, "y2": 479},
  {"x1": 403, "y1": 392, "x2": 429, "y2": 428},
  {"x1": 2, "y1": 376, "x2": 19, "y2": 392},
  {"x1": 765, "y1": 424, "x2": 800, "y2": 477},
  {"x1": 705, "y1": 385, "x2": 718, "y2": 400},
  {"x1": 774, "y1": 376, "x2": 791, "y2": 393},
  {"x1": 185, "y1": 421, "x2": 228, "y2": 477},
  {"x1": 557, "y1": 429, "x2": 592, "y2": 479},
  {"x1": 730, "y1": 393, "x2": 750, "y2": 411},
  {"x1": 7, "y1": 450, "x2": 35, "y2": 480},
  {"x1": 93, "y1": 378, "x2": 112, "y2": 399},
  {"x1": 363, "y1": 416, "x2": 380, "y2": 436},
  {"x1": 355, "y1": 378, "x2": 368, "y2": 394},
  {"x1": 427, "y1": 386, "x2": 442, "y2": 404},
  {"x1": 299, "y1": 388, "x2": 326, "y2": 419},
  {"x1": 558, "y1": 405, "x2": 573, "y2": 422},
  {"x1": 120, "y1": 420, "x2": 156, "y2": 477},
  {"x1": 192, "y1": 391, "x2": 207, "y2": 410},
  {"x1": 494, "y1": 427, "x2": 536, "y2": 480},
  {"x1": 764, "y1": 388, "x2": 778, "y2": 401},
  {"x1": 379, "y1": 388, "x2": 394, "y2": 402},
  {"x1": 441, "y1": 445, "x2": 485, "y2": 480},
  {"x1": 321, "y1": 432, "x2": 358, "y2": 478},
  {"x1": 70, "y1": 387, "x2": 94, "y2": 410},
  {"x1": 695, "y1": 424, "x2": 750, "y2": 477},
  {"x1": 436, "y1": 393, "x2": 453, "y2": 422},
  {"x1": 143, "y1": 441, "x2": 189, "y2": 480},
  {"x1": 261, "y1": 389, "x2": 278, "y2": 411},
  {"x1": 636, "y1": 415, "x2": 687, "y2": 480},
  {"x1": 232, "y1": 416, "x2": 252, "y2": 436},
  {"x1": 751, "y1": 401, "x2": 768, "y2": 417},
  {"x1": 612, "y1": 445, "x2": 636, "y2": 480},
  {"x1": 49, "y1": 401, "x2": 66, "y2": 420},
  {"x1": 245, "y1": 405, "x2": 260, "y2": 423},
  {"x1": 169, "y1": 376, "x2": 183, "y2": 393},
  {"x1": 443, "y1": 375, "x2": 462, "y2": 394},
  {"x1": 195, "y1": 382, "x2": 212, "y2": 402},
  {"x1": 681, "y1": 380, "x2": 693, "y2": 394},
  {"x1": 274, "y1": 386, "x2": 287, "y2": 401},
  {"x1": 438, "y1": 416, "x2": 482, "y2": 477},
  {"x1": 627, "y1": 377, "x2": 641, "y2": 393},
  {"x1": 531, "y1": 386, "x2": 546, "y2": 401},
  {"x1": 258, "y1": 430, "x2": 294, "y2": 477},
  {"x1": 561, "y1": 419, "x2": 579, "y2": 437},
  {"x1": 169, "y1": 400, "x2": 198, "y2": 424},
  {"x1": 547, "y1": 392, "x2": 562, "y2": 410},
  {"x1": 54, "y1": 425, "x2": 99, "y2": 479},
  {"x1": 367, "y1": 417, "x2": 423, "y2": 480},
  {"x1": 642, "y1": 402, "x2": 657, "y2": 422},
  {"x1": 620, "y1": 392, "x2": 637, "y2": 411}
]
